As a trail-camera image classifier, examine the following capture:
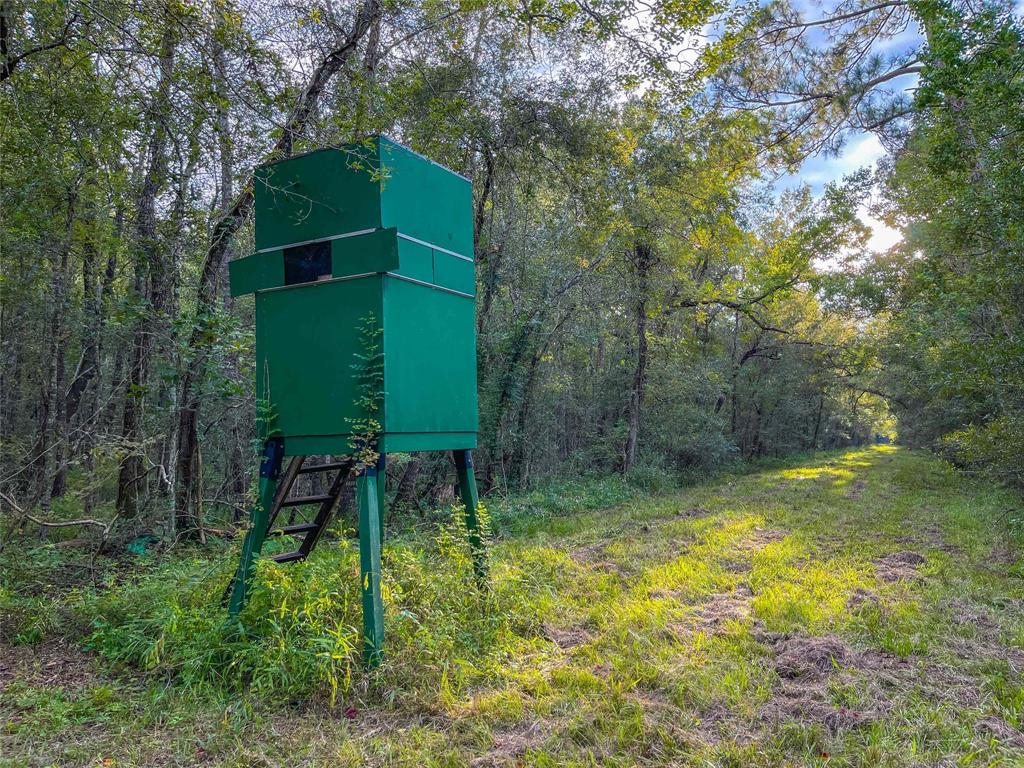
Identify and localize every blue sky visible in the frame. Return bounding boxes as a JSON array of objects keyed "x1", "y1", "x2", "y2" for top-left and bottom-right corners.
[
  {"x1": 784, "y1": 132, "x2": 902, "y2": 252},
  {"x1": 774, "y1": 3, "x2": 926, "y2": 253}
]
